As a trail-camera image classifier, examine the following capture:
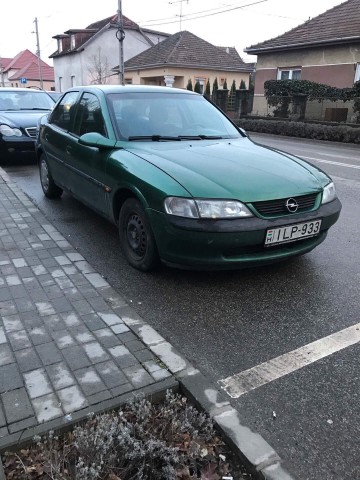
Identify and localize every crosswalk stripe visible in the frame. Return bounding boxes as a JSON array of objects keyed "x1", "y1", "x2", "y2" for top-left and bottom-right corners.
[{"x1": 219, "y1": 322, "x2": 360, "y2": 398}]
